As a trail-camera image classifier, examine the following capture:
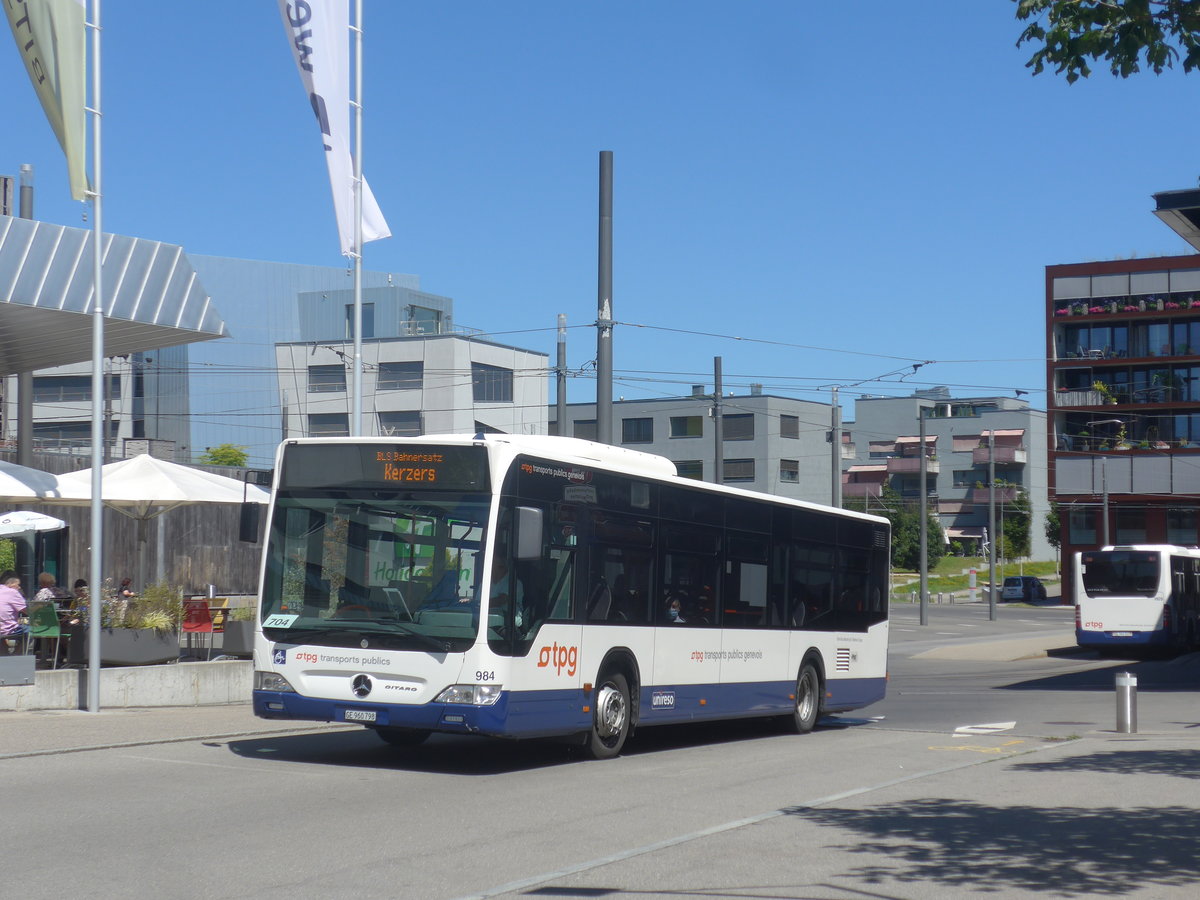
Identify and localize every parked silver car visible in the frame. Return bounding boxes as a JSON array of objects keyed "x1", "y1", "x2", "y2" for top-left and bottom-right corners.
[{"x1": 1001, "y1": 575, "x2": 1047, "y2": 601}]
